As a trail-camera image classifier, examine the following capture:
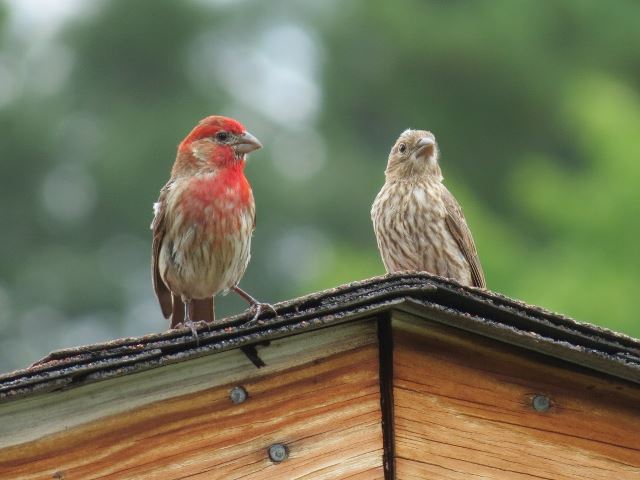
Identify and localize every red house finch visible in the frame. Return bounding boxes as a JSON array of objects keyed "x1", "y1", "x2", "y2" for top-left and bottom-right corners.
[
  {"x1": 151, "y1": 115, "x2": 274, "y2": 332},
  {"x1": 371, "y1": 129, "x2": 486, "y2": 288}
]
